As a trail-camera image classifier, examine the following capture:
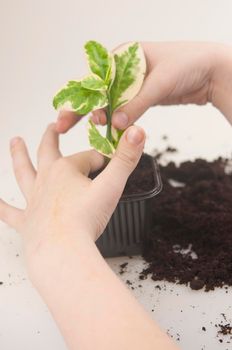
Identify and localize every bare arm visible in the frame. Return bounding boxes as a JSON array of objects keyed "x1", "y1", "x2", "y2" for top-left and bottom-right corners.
[{"x1": 32, "y1": 234, "x2": 177, "y2": 350}]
